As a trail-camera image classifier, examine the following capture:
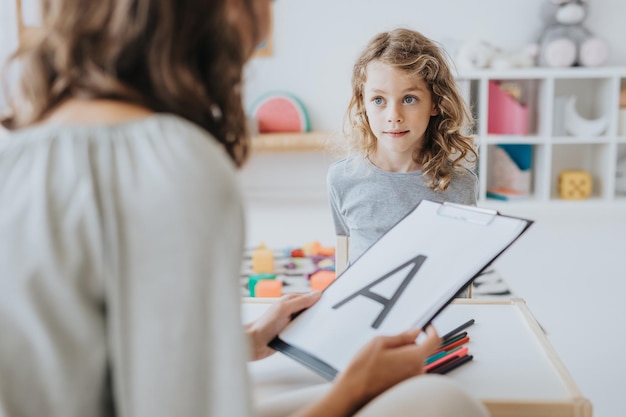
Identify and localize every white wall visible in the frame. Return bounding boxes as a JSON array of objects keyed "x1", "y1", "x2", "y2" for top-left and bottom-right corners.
[{"x1": 243, "y1": 0, "x2": 626, "y2": 132}]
